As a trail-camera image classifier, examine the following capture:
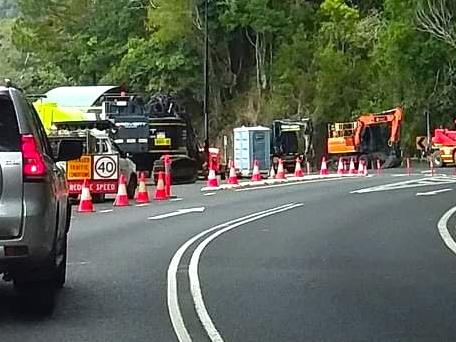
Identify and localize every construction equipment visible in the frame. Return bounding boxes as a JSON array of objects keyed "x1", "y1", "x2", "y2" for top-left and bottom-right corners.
[
  {"x1": 429, "y1": 122, "x2": 456, "y2": 167},
  {"x1": 148, "y1": 94, "x2": 210, "y2": 183},
  {"x1": 99, "y1": 94, "x2": 150, "y2": 169},
  {"x1": 327, "y1": 107, "x2": 404, "y2": 168},
  {"x1": 271, "y1": 118, "x2": 314, "y2": 172}
]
